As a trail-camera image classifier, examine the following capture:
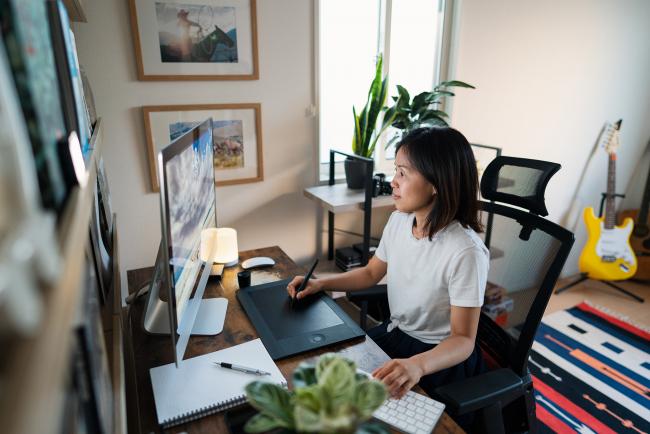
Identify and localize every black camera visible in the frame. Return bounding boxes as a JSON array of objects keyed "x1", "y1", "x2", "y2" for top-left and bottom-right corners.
[{"x1": 372, "y1": 173, "x2": 392, "y2": 197}]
